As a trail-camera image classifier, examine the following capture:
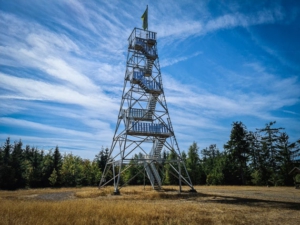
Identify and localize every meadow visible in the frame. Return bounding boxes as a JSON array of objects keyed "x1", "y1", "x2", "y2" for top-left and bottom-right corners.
[{"x1": 0, "y1": 185, "x2": 299, "y2": 225}]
